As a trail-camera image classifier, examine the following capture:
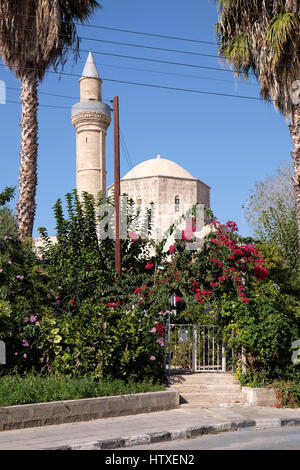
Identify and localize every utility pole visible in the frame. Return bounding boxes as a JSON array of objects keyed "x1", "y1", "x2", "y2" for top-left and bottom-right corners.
[
  {"x1": 113, "y1": 96, "x2": 121, "y2": 276},
  {"x1": 241, "y1": 204, "x2": 245, "y2": 237}
]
